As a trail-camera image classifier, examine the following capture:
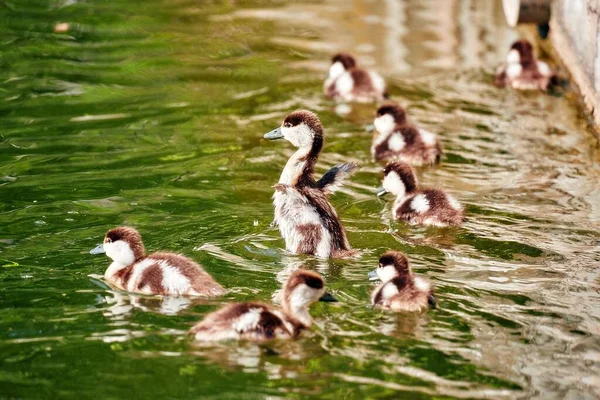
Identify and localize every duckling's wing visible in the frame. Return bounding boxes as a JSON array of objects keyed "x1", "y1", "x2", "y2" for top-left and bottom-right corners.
[{"x1": 317, "y1": 162, "x2": 358, "y2": 195}]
